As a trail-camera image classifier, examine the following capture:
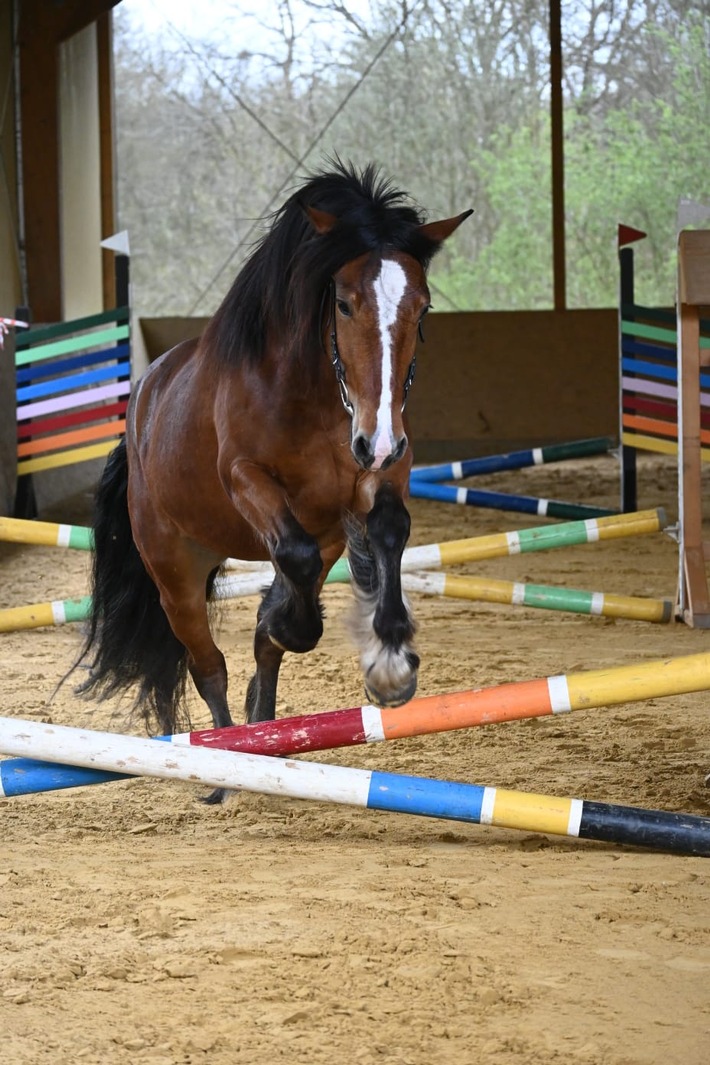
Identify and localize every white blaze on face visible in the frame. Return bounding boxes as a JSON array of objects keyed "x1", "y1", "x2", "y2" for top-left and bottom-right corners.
[{"x1": 371, "y1": 259, "x2": 407, "y2": 468}]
